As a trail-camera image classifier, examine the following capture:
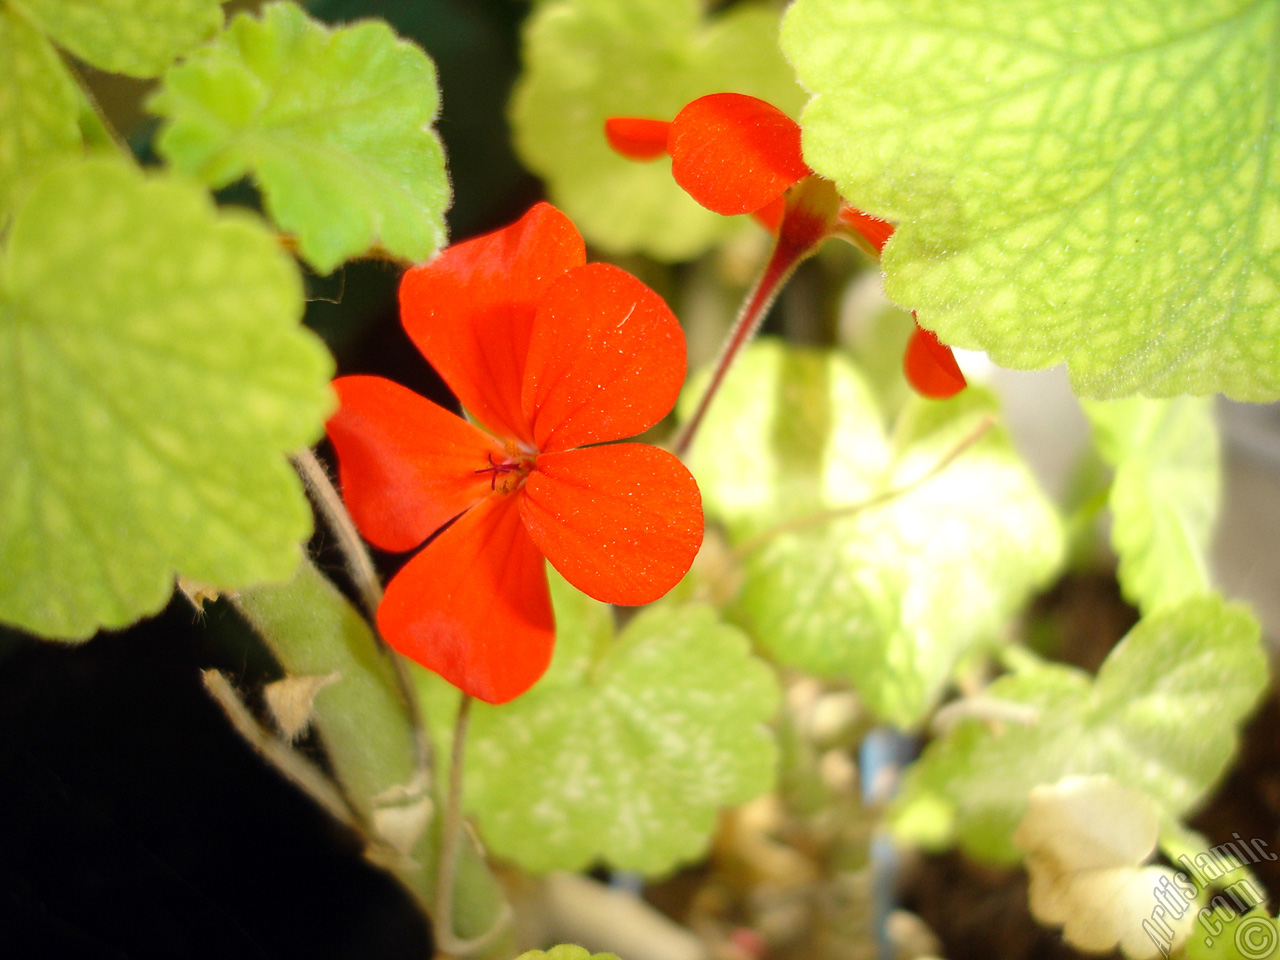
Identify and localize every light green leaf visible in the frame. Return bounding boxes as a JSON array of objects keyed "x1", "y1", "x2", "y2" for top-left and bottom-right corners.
[
  {"x1": 516, "y1": 948, "x2": 620, "y2": 960},
  {"x1": 17, "y1": 0, "x2": 223, "y2": 78},
  {"x1": 0, "y1": 8, "x2": 82, "y2": 217},
  {"x1": 0, "y1": 156, "x2": 333, "y2": 639},
  {"x1": 699, "y1": 343, "x2": 1063, "y2": 726},
  {"x1": 1083, "y1": 397, "x2": 1221, "y2": 613},
  {"x1": 1184, "y1": 911, "x2": 1279, "y2": 960},
  {"x1": 419, "y1": 575, "x2": 779, "y2": 876},
  {"x1": 783, "y1": 0, "x2": 1280, "y2": 399},
  {"x1": 892, "y1": 596, "x2": 1266, "y2": 863},
  {"x1": 150, "y1": 1, "x2": 449, "y2": 274},
  {"x1": 512, "y1": 0, "x2": 805, "y2": 260},
  {"x1": 682, "y1": 338, "x2": 889, "y2": 538}
]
